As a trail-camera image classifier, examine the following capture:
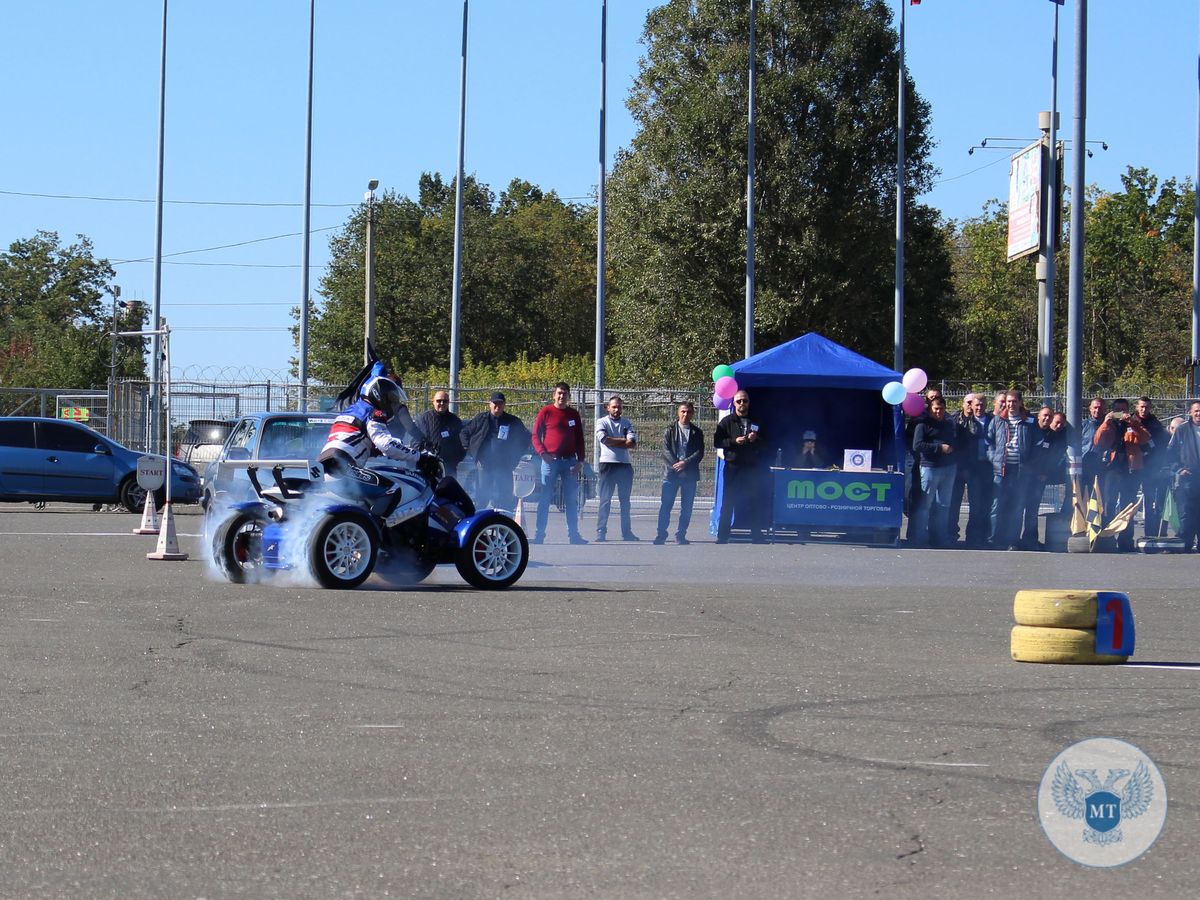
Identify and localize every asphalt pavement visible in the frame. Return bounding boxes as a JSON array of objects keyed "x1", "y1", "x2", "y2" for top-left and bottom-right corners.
[{"x1": 1, "y1": 502, "x2": 1197, "y2": 898}]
